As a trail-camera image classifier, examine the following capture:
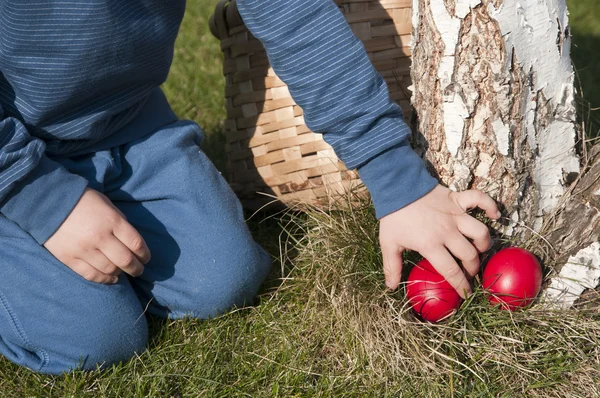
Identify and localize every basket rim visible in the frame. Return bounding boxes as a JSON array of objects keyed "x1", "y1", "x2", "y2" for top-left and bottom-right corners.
[{"x1": 209, "y1": 0, "x2": 245, "y2": 40}]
